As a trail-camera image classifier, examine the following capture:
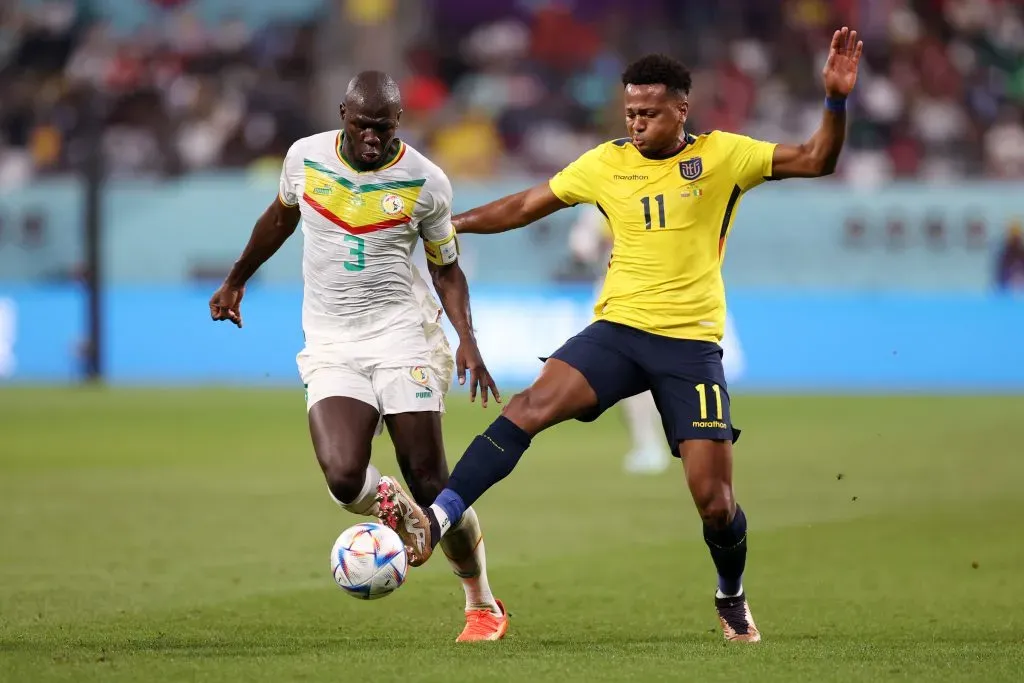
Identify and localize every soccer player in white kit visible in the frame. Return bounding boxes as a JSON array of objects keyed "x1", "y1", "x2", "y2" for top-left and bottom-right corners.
[{"x1": 209, "y1": 71, "x2": 509, "y2": 642}]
